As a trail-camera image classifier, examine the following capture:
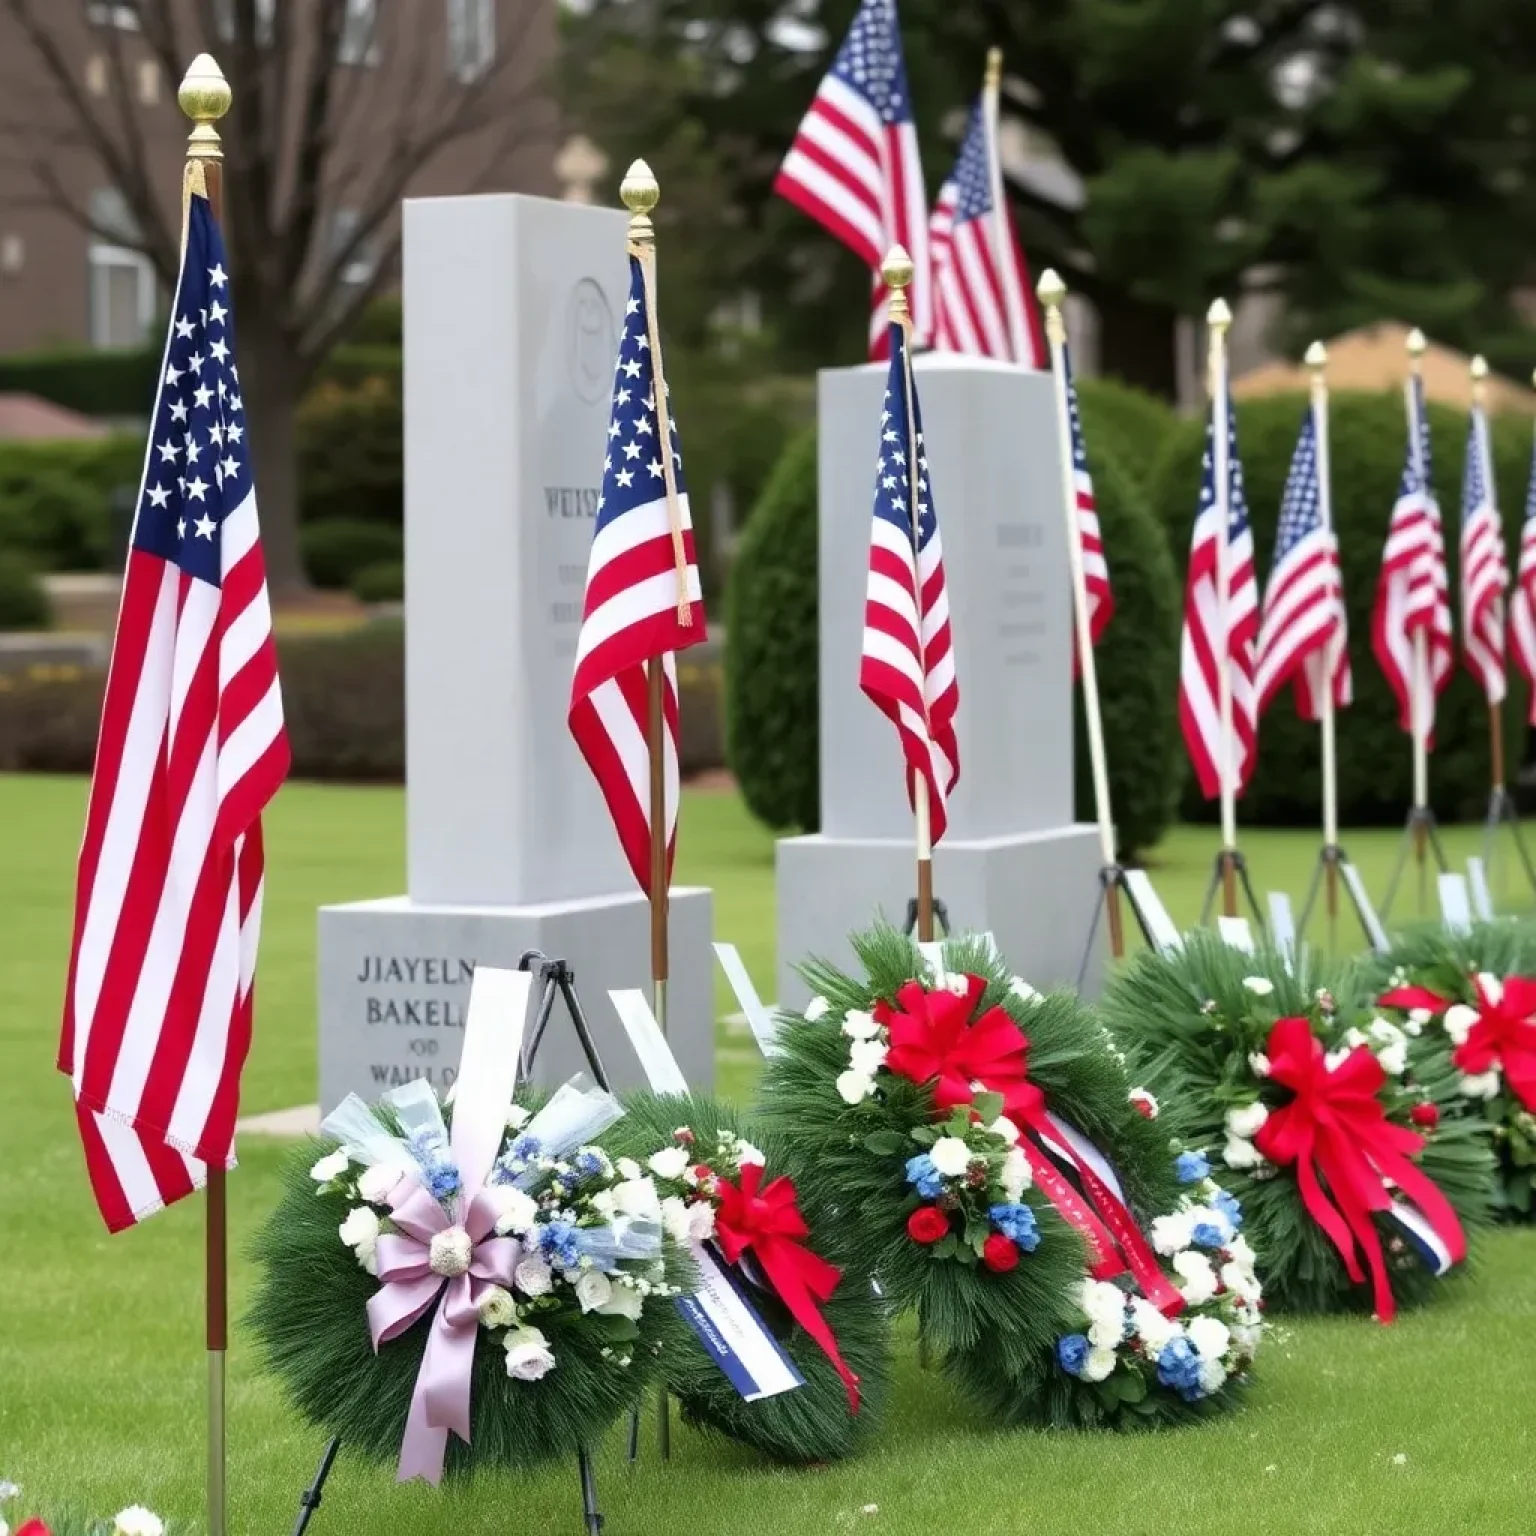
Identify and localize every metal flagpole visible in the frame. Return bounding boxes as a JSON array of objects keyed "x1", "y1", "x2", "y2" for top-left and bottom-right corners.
[
  {"x1": 1408, "y1": 330, "x2": 1432, "y2": 910},
  {"x1": 982, "y1": 49, "x2": 1028, "y2": 362},
  {"x1": 1313, "y1": 343, "x2": 1341, "y2": 950},
  {"x1": 177, "y1": 52, "x2": 232, "y2": 1536},
  {"x1": 1209, "y1": 299, "x2": 1240, "y2": 918}
]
